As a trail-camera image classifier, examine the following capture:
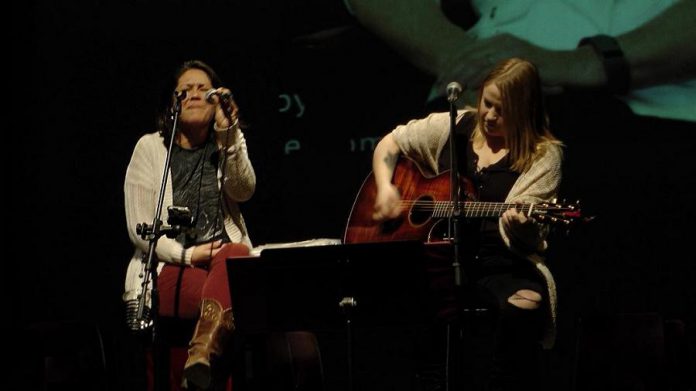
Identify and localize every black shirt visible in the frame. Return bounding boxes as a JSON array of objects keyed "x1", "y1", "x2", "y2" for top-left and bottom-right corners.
[
  {"x1": 170, "y1": 138, "x2": 229, "y2": 248},
  {"x1": 439, "y1": 114, "x2": 520, "y2": 254}
]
